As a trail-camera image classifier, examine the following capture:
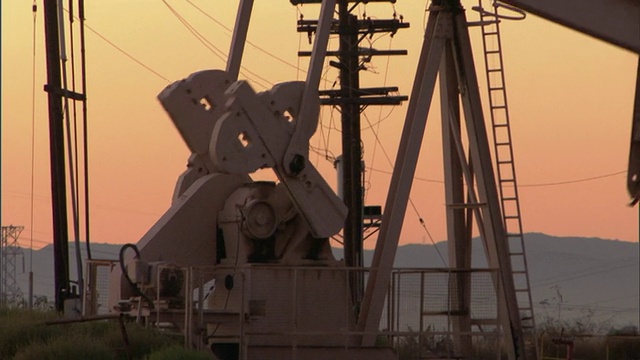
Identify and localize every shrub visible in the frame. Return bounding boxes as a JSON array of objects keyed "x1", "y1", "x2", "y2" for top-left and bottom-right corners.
[
  {"x1": 1, "y1": 307, "x2": 190, "y2": 359},
  {"x1": 105, "y1": 322, "x2": 183, "y2": 359},
  {"x1": 0, "y1": 308, "x2": 58, "y2": 358},
  {"x1": 13, "y1": 333, "x2": 113, "y2": 360}
]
